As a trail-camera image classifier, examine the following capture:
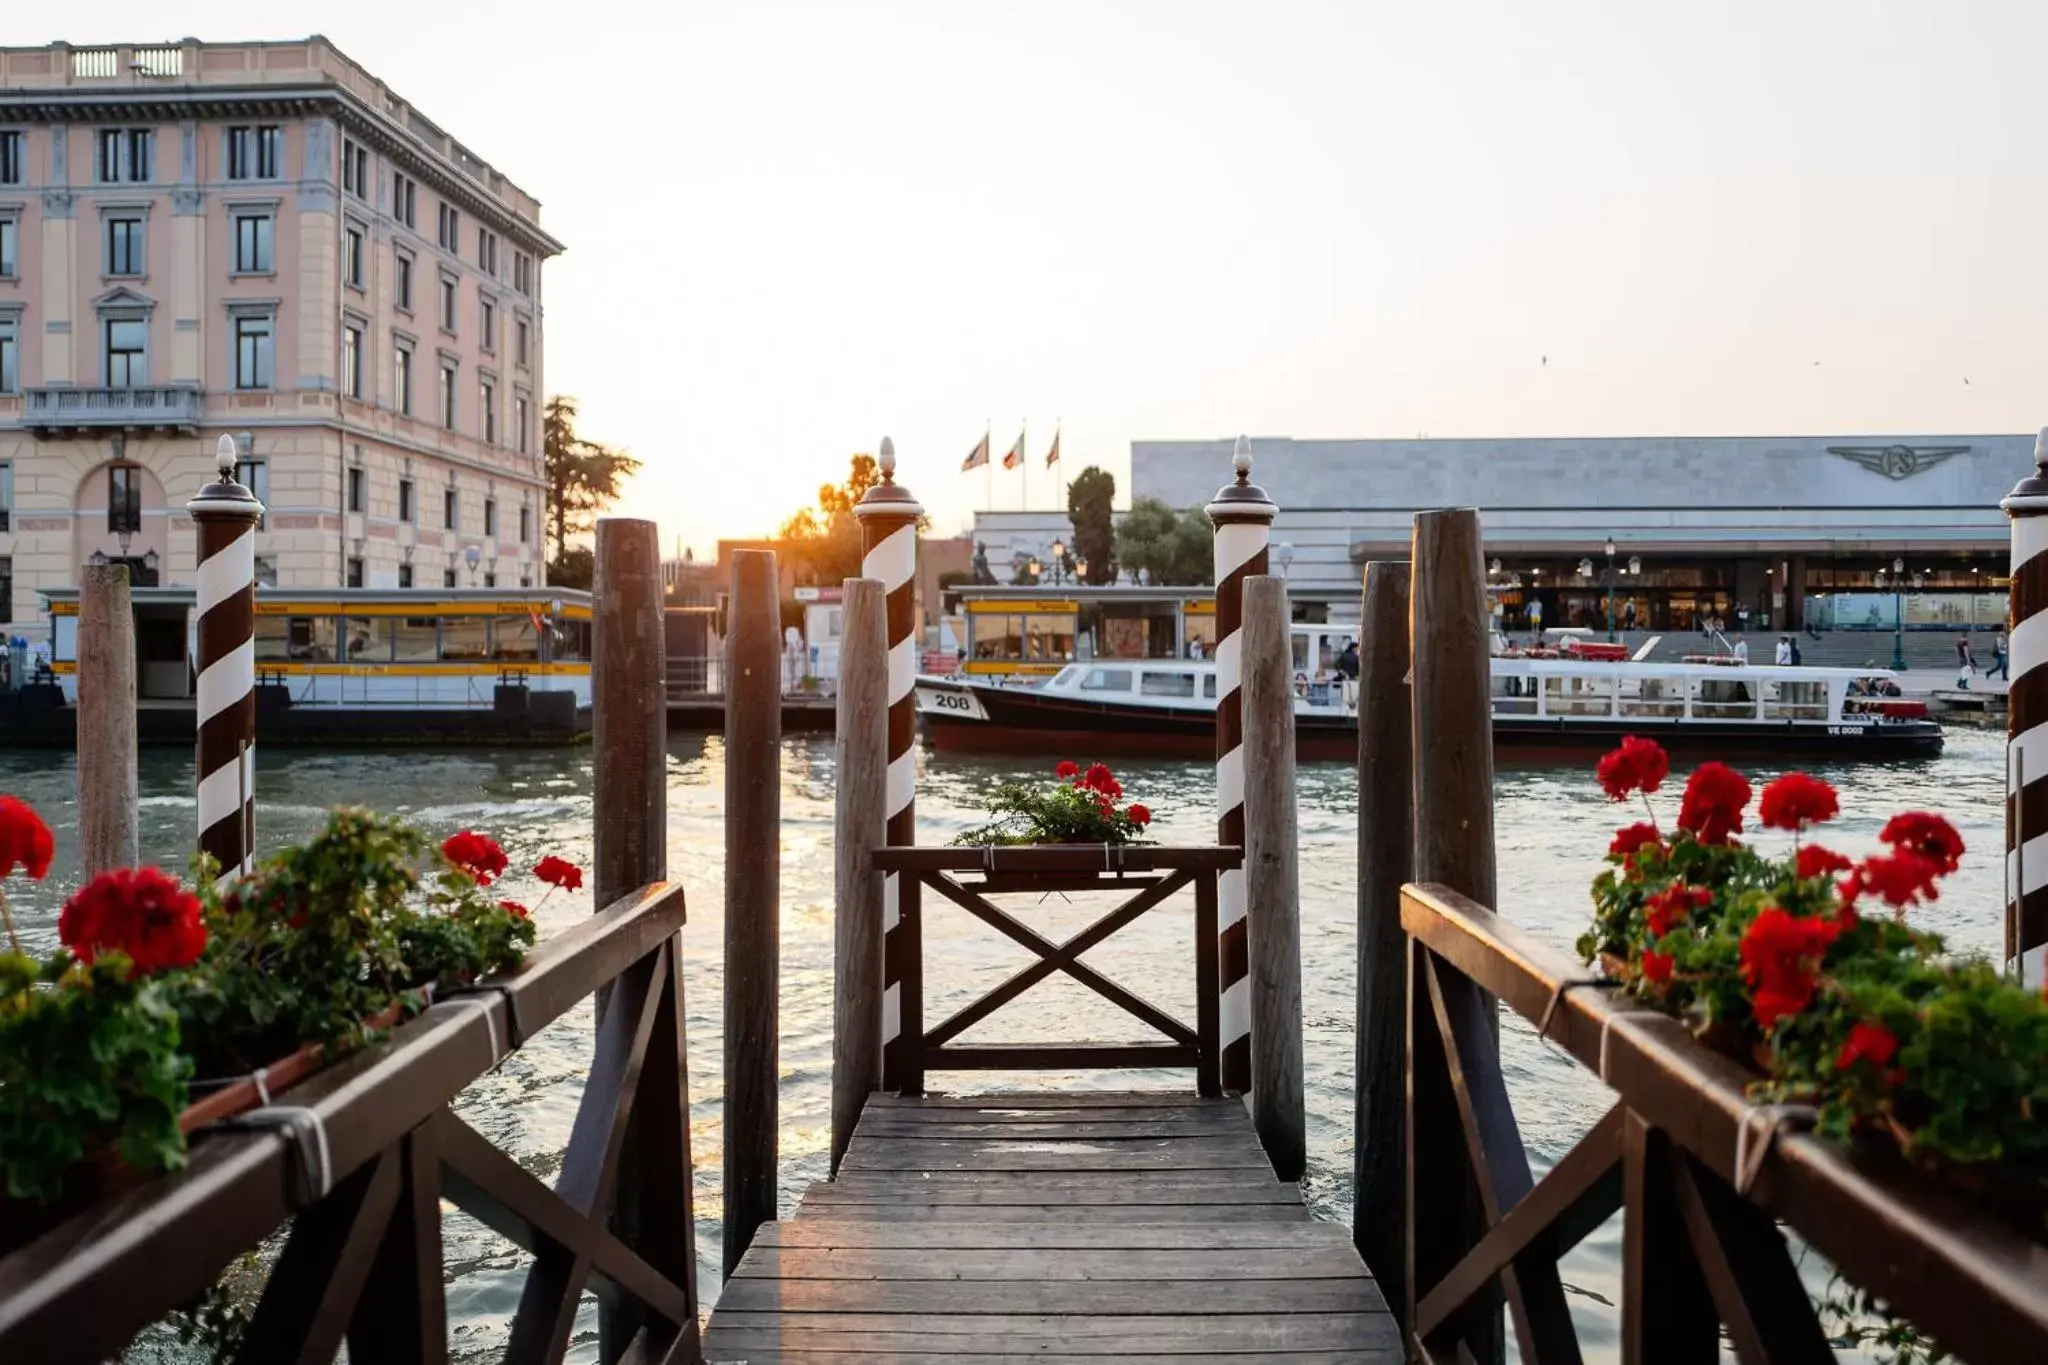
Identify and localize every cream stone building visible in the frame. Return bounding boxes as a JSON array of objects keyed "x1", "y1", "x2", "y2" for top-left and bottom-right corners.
[{"x1": 0, "y1": 37, "x2": 562, "y2": 633}]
